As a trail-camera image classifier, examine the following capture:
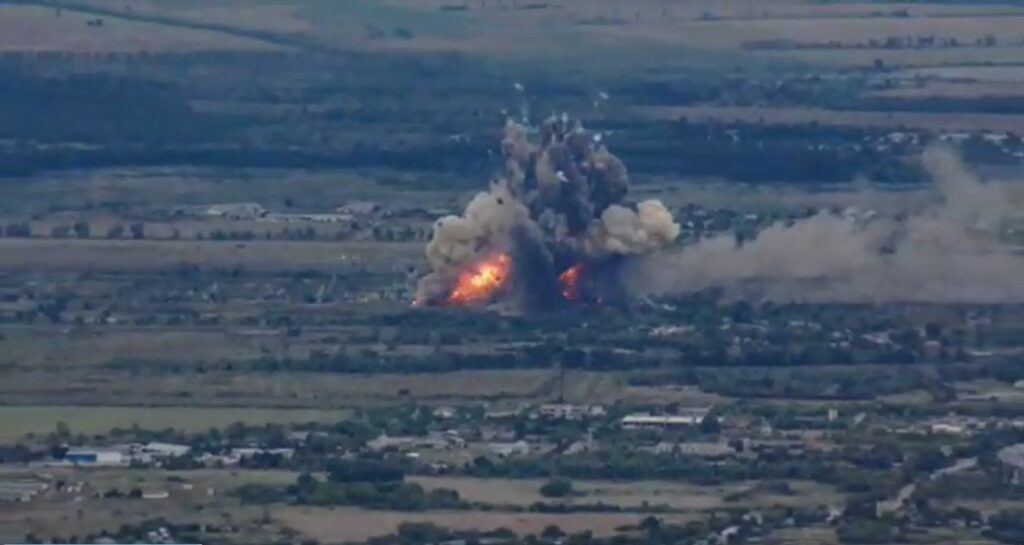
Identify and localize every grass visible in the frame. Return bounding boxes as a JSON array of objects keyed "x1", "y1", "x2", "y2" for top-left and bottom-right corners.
[
  {"x1": 411, "y1": 476, "x2": 844, "y2": 511},
  {"x1": 0, "y1": 238, "x2": 423, "y2": 273},
  {"x1": 0, "y1": 4, "x2": 278, "y2": 53},
  {"x1": 634, "y1": 104, "x2": 1024, "y2": 133},
  {"x1": 275, "y1": 506, "x2": 696, "y2": 542},
  {"x1": 0, "y1": 405, "x2": 353, "y2": 441},
  {"x1": 0, "y1": 368, "x2": 558, "y2": 411}
]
